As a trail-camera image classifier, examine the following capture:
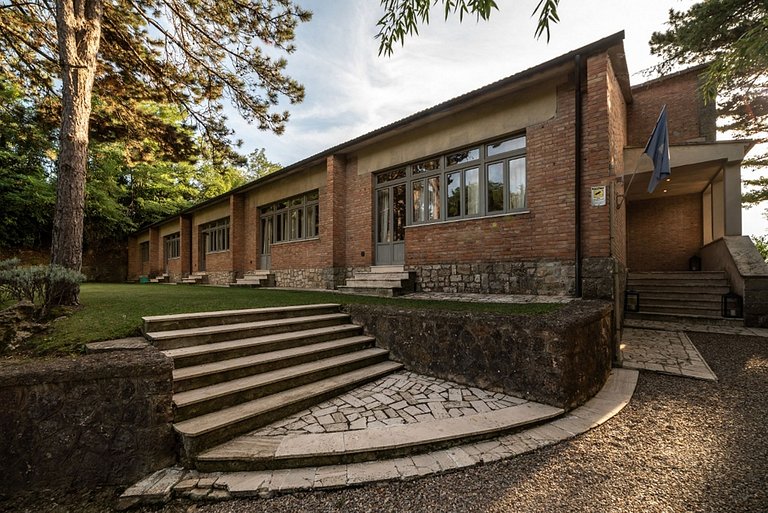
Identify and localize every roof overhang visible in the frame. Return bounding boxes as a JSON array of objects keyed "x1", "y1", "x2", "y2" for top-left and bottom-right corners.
[{"x1": 622, "y1": 140, "x2": 754, "y2": 201}]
